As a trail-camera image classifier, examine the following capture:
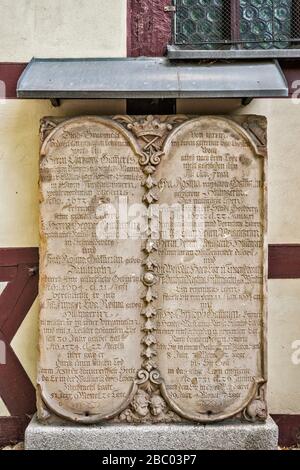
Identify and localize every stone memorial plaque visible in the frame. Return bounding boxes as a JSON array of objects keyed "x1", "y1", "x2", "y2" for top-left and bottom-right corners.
[{"x1": 38, "y1": 115, "x2": 267, "y2": 424}]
